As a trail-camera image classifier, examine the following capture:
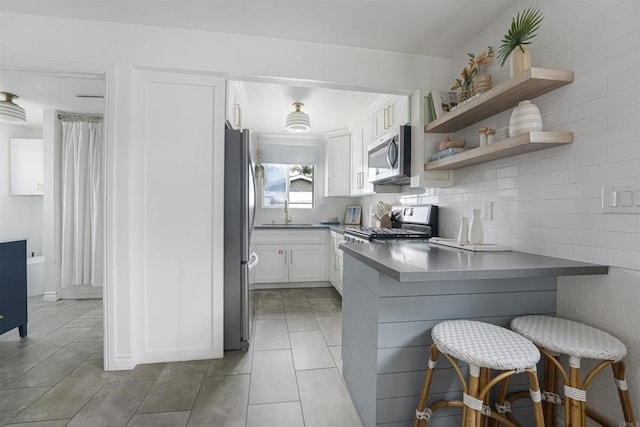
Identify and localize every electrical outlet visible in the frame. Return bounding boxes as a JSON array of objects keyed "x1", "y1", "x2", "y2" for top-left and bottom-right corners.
[{"x1": 481, "y1": 201, "x2": 493, "y2": 221}]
